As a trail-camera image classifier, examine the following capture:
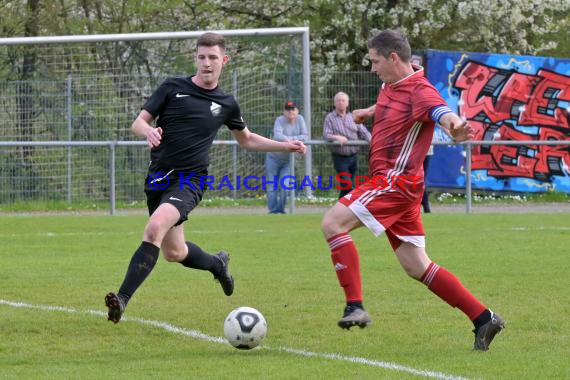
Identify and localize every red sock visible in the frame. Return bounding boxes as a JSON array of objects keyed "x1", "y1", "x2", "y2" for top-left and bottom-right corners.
[
  {"x1": 327, "y1": 233, "x2": 362, "y2": 302},
  {"x1": 420, "y1": 262, "x2": 486, "y2": 320}
]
